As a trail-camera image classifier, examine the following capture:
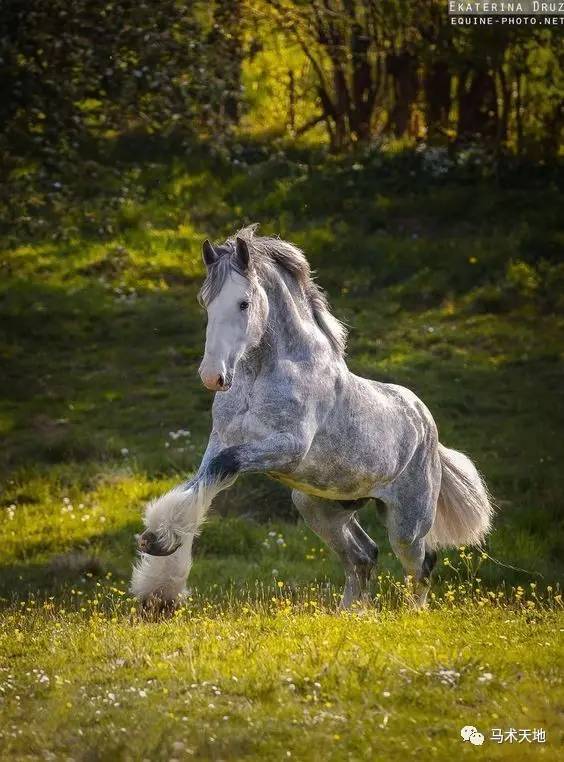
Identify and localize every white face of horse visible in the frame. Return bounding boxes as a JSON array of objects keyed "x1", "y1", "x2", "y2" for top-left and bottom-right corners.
[{"x1": 199, "y1": 237, "x2": 263, "y2": 392}]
